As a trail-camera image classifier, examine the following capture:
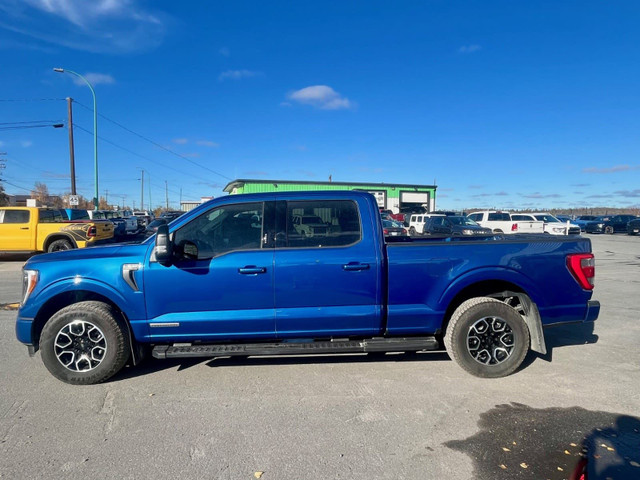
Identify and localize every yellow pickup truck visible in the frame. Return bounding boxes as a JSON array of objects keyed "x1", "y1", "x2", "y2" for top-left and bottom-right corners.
[{"x1": 0, "y1": 207, "x2": 114, "y2": 253}]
